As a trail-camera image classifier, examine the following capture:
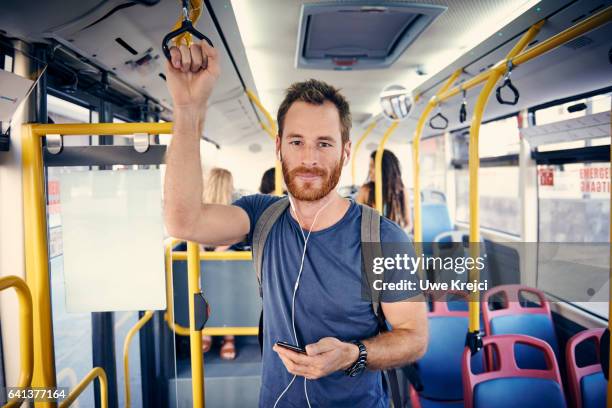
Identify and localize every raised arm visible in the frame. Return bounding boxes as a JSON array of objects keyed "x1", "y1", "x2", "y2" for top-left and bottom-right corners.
[{"x1": 164, "y1": 41, "x2": 249, "y2": 246}]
